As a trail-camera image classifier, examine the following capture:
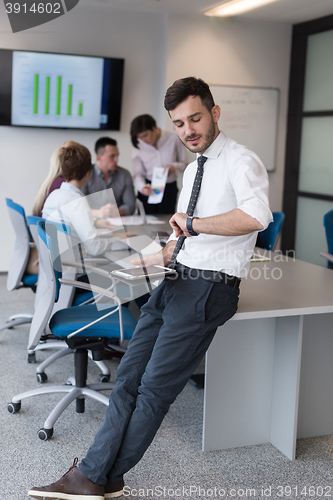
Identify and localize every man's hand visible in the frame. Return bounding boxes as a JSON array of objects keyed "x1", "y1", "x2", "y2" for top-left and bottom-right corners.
[
  {"x1": 93, "y1": 203, "x2": 119, "y2": 219},
  {"x1": 142, "y1": 184, "x2": 153, "y2": 196},
  {"x1": 95, "y1": 219, "x2": 113, "y2": 230},
  {"x1": 99, "y1": 203, "x2": 113, "y2": 218},
  {"x1": 131, "y1": 240, "x2": 177, "y2": 268},
  {"x1": 131, "y1": 254, "x2": 163, "y2": 268},
  {"x1": 117, "y1": 232, "x2": 138, "y2": 239},
  {"x1": 169, "y1": 212, "x2": 191, "y2": 238}
]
